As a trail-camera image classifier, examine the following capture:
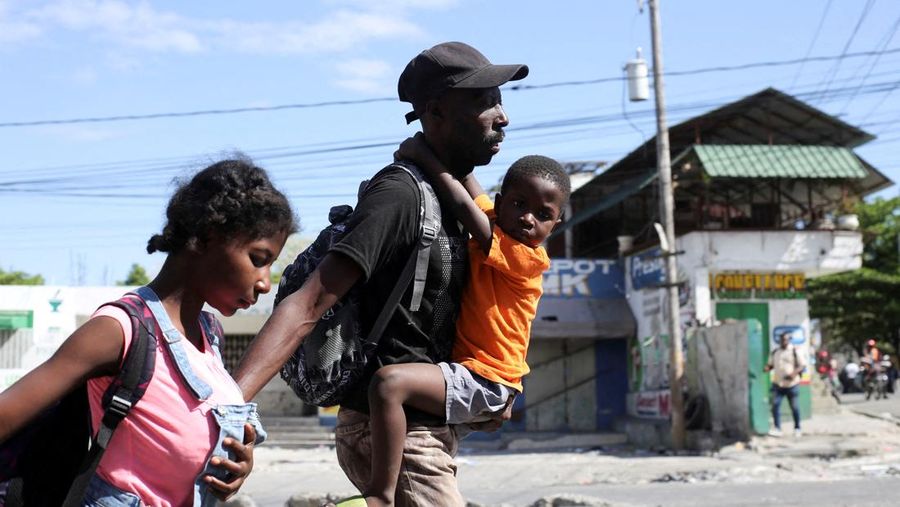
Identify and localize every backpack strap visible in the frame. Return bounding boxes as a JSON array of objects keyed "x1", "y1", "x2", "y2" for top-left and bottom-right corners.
[
  {"x1": 360, "y1": 162, "x2": 442, "y2": 343},
  {"x1": 387, "y1": 162, "x2": 441, "y2": 311},
  {"x1": 62, "y1": 293, "x2": 157, "y2": 507}
]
